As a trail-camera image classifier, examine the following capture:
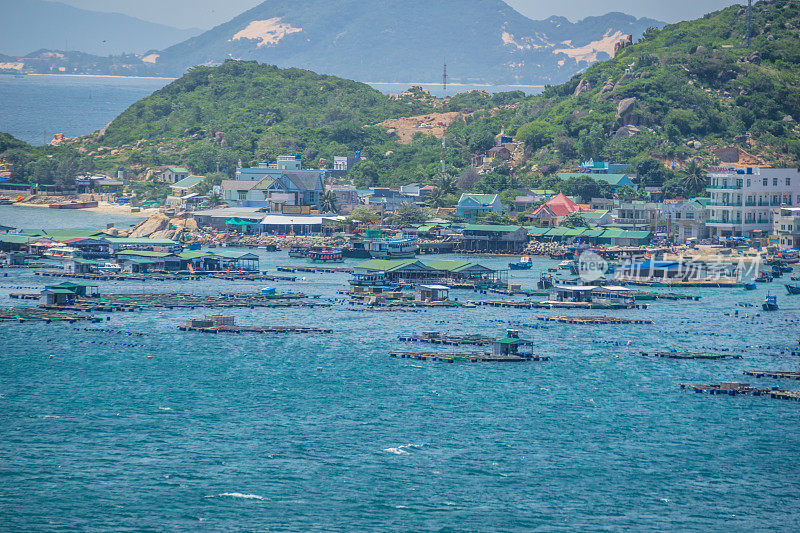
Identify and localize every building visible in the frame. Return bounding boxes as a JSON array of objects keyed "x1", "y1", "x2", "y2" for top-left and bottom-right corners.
[
  {"x1": 259, "y1": 214, "x2": 346, "y2": 235},
  {"x1": 166, "y1": 176, "x2": 206, "y2": 210},
  {"x1": 773, "y1": 207, "x2": 800, "y2": 250},
  {"x1": 460, "y1": 224, "x2": 529, "y2": 253},
  {"x1": 225, "y1": 155, "x2": 325, "y2": 208},
  {"x1": 612, "y1": 201, "x2": 661, "y2": 231},
  {"x1": 161, "y1": 167, "x2": 190, "y2": 184},
  {"x1": 578, "y1": 159, "x2": 631, "y2": 174},
  {"x1": 328, "y1": 156, "x2": 357, "y2": 179},
  {"x1": 487, "y1": 146, "x2": 512, "y2": 161},
  {"x1": 363, "y1": 188, "x2": 416, "y2": 212},
  {"x1": 558, "y1": 172, "x2": 636, "y2": 194},
  {"x1": 577, "y1": 210, "x2": 611, "y2": 227},
  {"x1": 326, "y1": 185, "x2": 360, "y2": 212},
  {"x1": 667, "y1": 198, "x2": 710, "y2": 242},
  {"x1": 706, "y1": 167, "x2": 800, "y2": 238},
  {"x1": 352, "y1": 259, "x2": 504, "y2": 286},
  {"x1": 525, "y1": 193, "x2": 580, "y2": 227},
  {"x1": 456, "y1": 194, "x2": 502, "y2": 220},
  {"x1": 74, "y1": 176, "x2": 124, "y2": 193}
]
